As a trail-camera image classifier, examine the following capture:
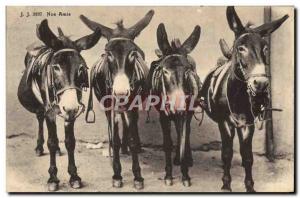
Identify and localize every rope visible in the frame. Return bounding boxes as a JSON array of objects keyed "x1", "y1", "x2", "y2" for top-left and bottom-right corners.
[{"x1": 193, "y1": 108, "x2": 205, "y2": 126}]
